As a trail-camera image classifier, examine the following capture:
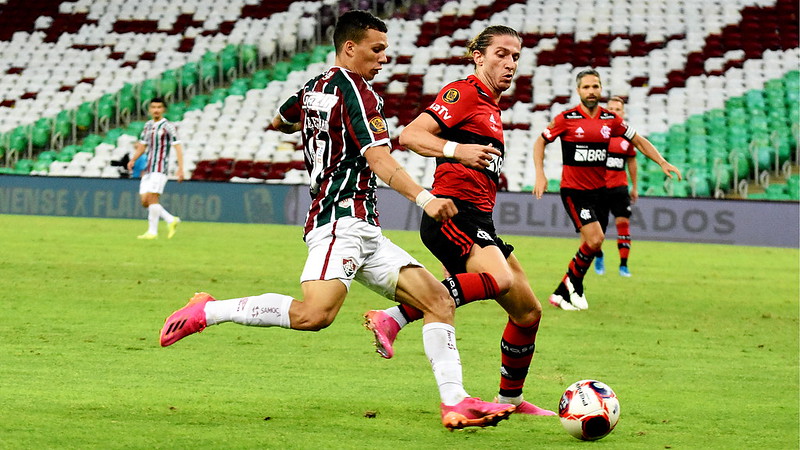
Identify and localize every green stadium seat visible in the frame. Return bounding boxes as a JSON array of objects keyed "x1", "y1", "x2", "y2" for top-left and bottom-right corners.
[
  {"x1": 14, "y1": 158, "x2": 34, "y2": 174},
  {"x1": 241, "y1": 44, "x2": 259, "y2": 70},
  {"x1": 272, "y1": 61, "x2": 291, "y2": 81},
  {"x1": 32, "y1": 159, "x2": 51, "y2": 172},
  {"x1": 103, "y1": 128, "x2": 124, "y2": 144},
  {"x1": 210, "y1": 88, "x2": 228, "y2": 103},
  {"x1": 689, "y1": 172, "x2": 712, "y2": 197},
  {"x1": 37, "y1": 150, "x2": 58, "y2": 162},
  {"x1": 187, "y1": 94, "x2": 210, "y2": 111},
  {"x1": 76, "y1": 103, "x2": 94, "y2": 130},
  {"x1": 765, "y1": 183, "x2": 788, "y2": 199},
  {"x1": 32, "y1": 119, "x2": 51, "y2": 148},
  {"x1": 547, "y1": 178, "x2": 561, "y2": 192},
  {"x1": 10, "y1": 129, "x2": 27, "y2": 153}
]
